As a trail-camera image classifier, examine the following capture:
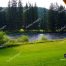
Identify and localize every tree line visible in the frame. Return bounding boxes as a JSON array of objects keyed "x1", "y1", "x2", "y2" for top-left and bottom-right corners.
[{"x1": 0, "y1": 0, "x2": 66, "y2": 32}]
